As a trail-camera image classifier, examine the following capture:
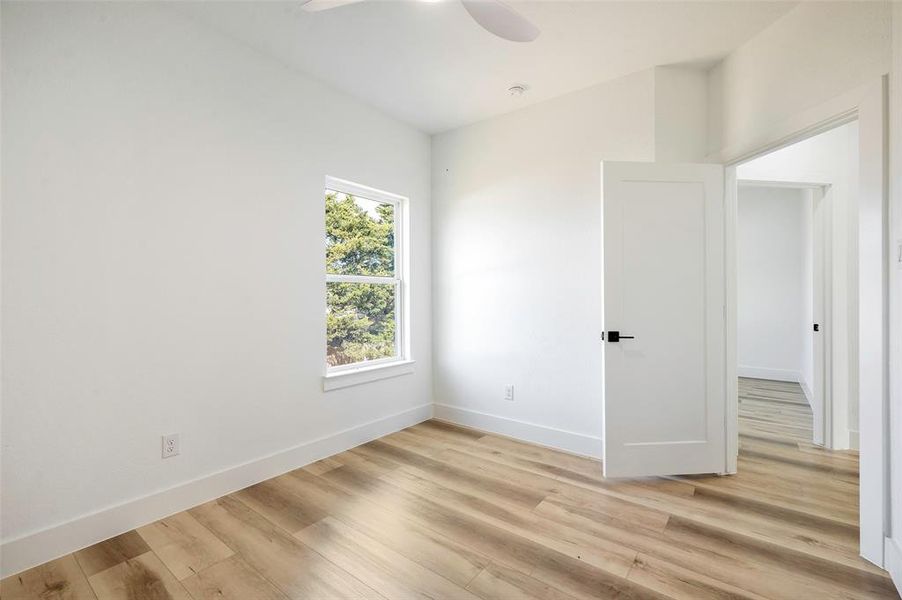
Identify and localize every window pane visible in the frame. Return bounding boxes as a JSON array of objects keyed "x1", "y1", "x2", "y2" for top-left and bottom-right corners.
[
  {"x1": 326, "y1": 281, "x2": 397, "y2": 367},
  {"x1": 326, "y1": 190, "x2": 395, "y2": 277}
]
